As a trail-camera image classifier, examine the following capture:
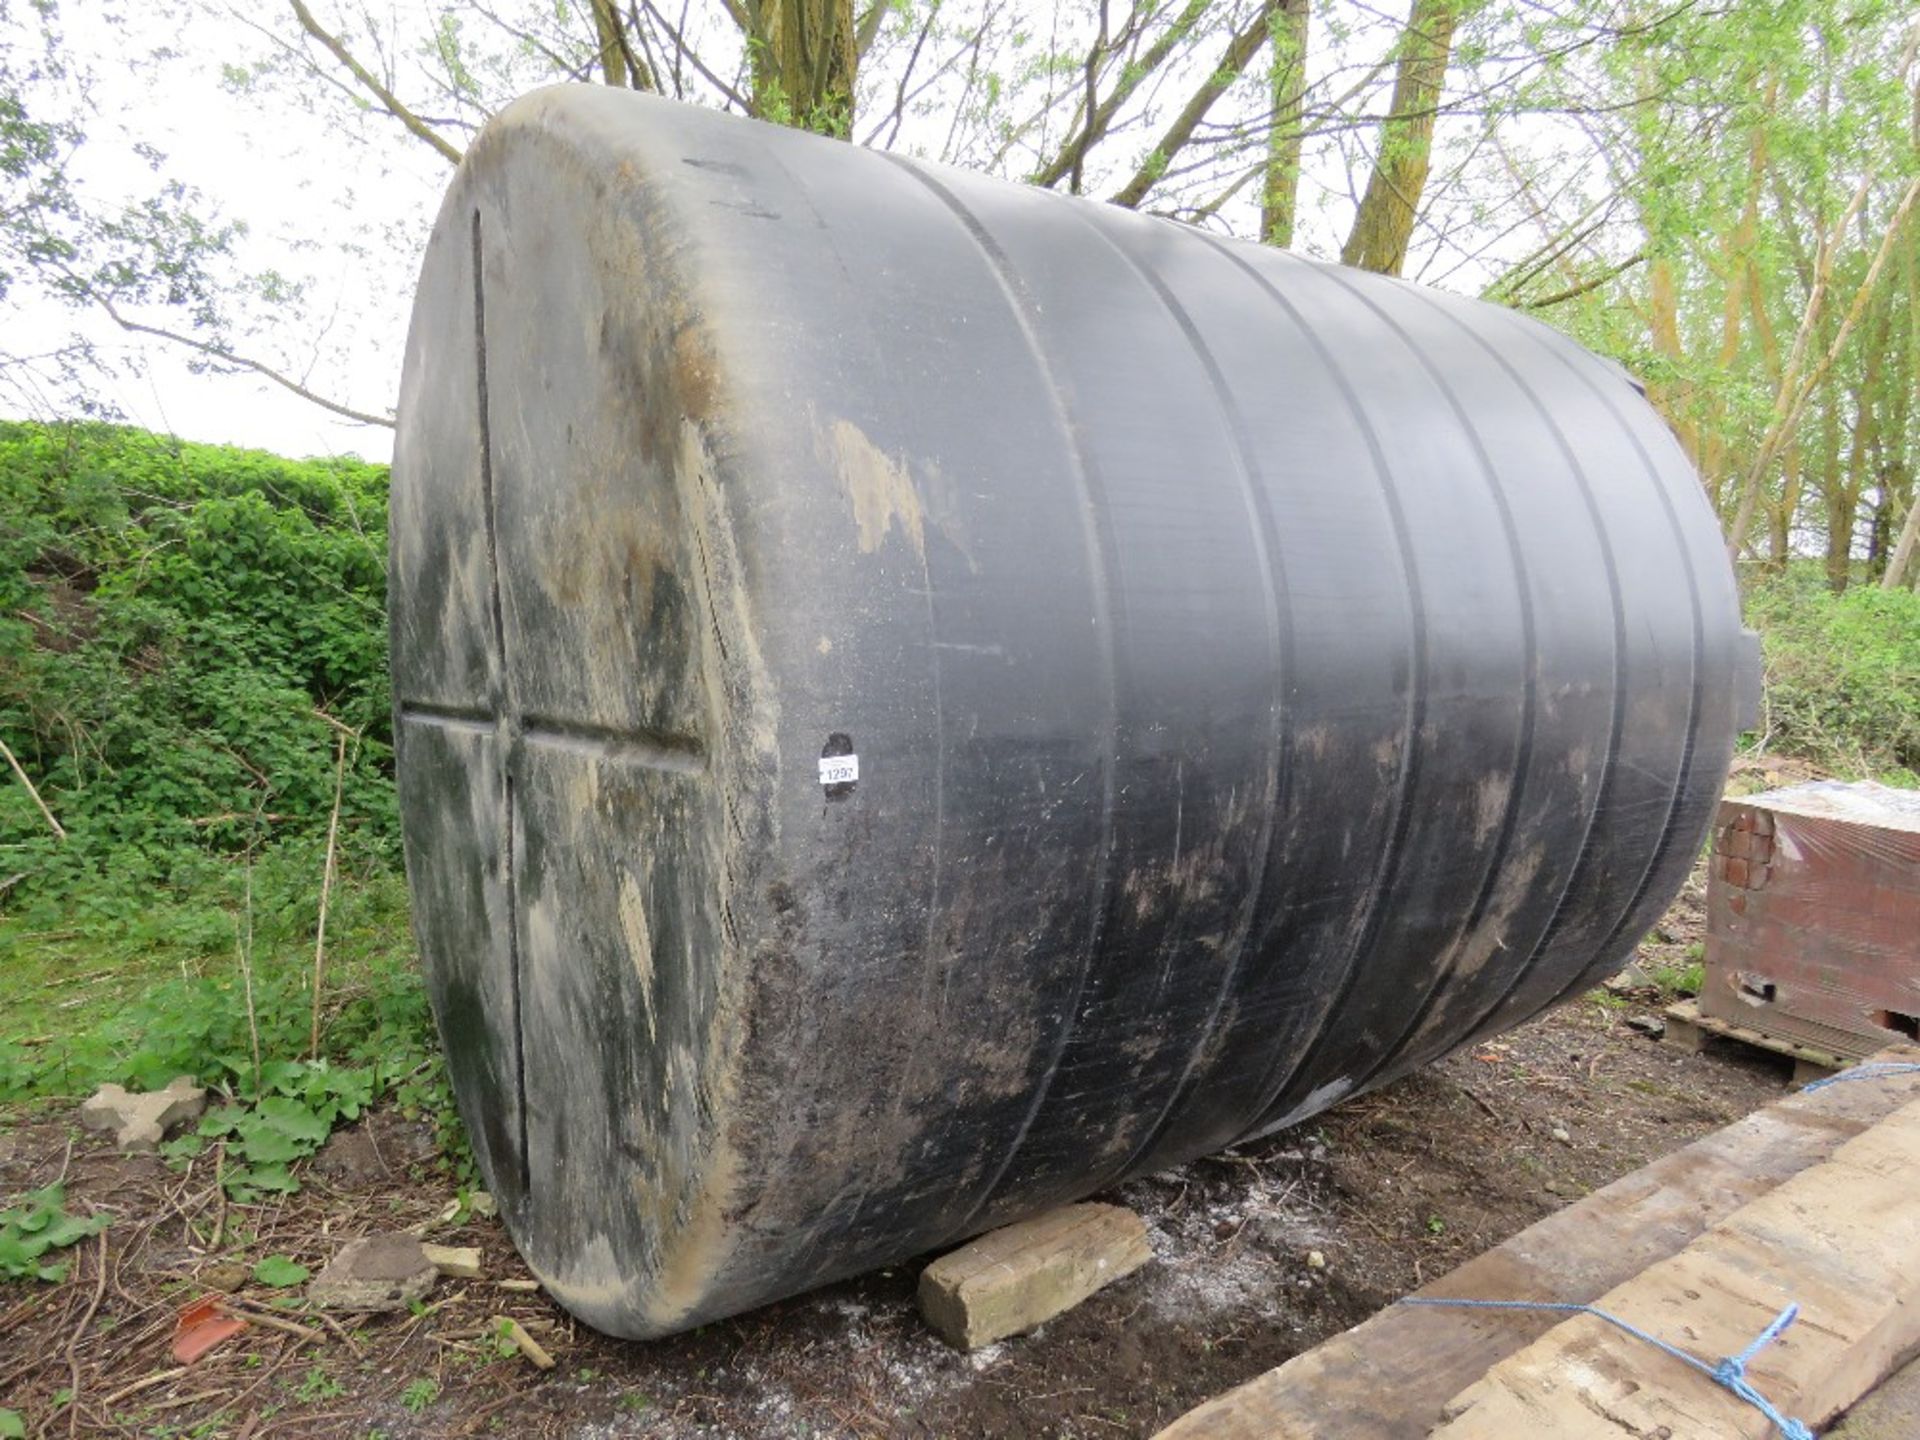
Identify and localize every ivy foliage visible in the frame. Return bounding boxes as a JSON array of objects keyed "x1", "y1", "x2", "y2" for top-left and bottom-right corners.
[{"x1": 0, "y1": 418, "x2": 395, "y2": 906}]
